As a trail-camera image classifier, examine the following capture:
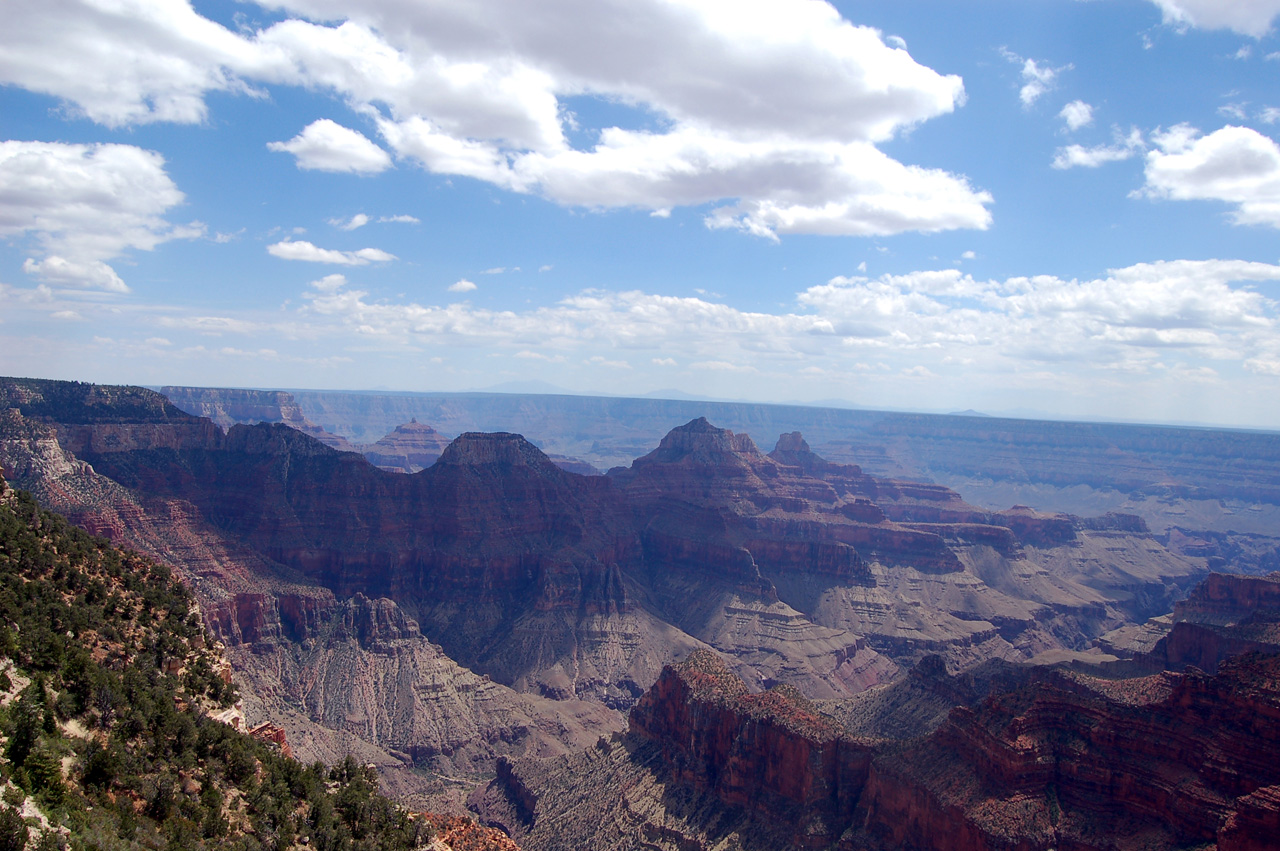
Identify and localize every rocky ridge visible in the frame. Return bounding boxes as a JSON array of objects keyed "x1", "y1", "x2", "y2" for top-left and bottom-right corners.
[
  {"x1": 3, "y1": 379, "x2": 1207, "y2": 701},
  {"x1": 0, "y1": 379, "x2": 624, "y2": 807}
]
